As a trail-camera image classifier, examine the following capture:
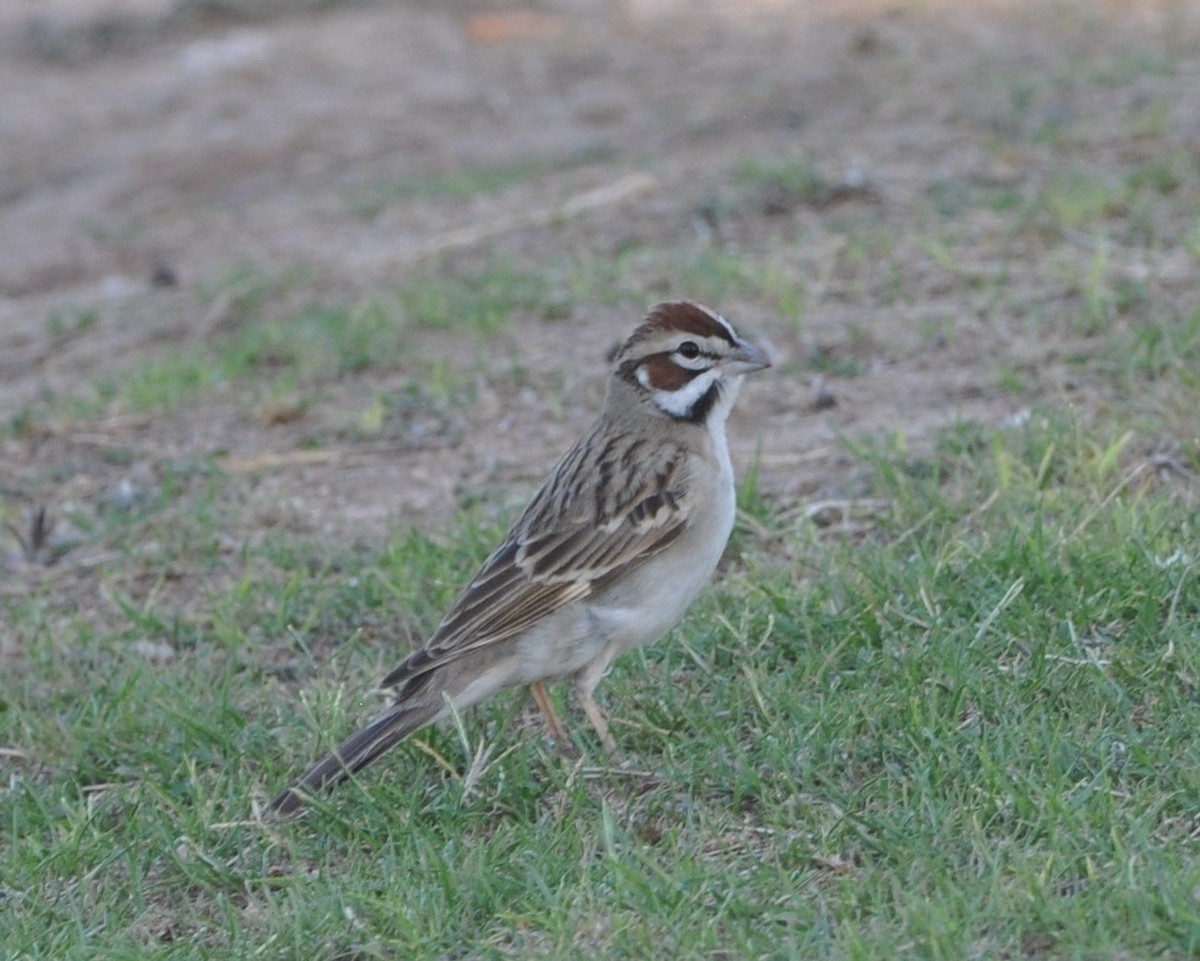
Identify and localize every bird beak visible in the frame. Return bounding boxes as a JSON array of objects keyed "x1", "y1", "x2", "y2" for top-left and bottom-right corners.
[{"x1": 726, "y1": 338, "x2": 772, "y2": 374}]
